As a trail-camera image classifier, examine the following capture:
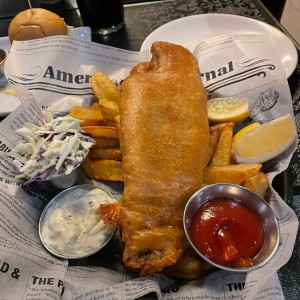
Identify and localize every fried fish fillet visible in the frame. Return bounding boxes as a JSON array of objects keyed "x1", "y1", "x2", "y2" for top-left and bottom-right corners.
[{"x1": 100, "y1": 41, "x2": 210, "y2": 276}]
